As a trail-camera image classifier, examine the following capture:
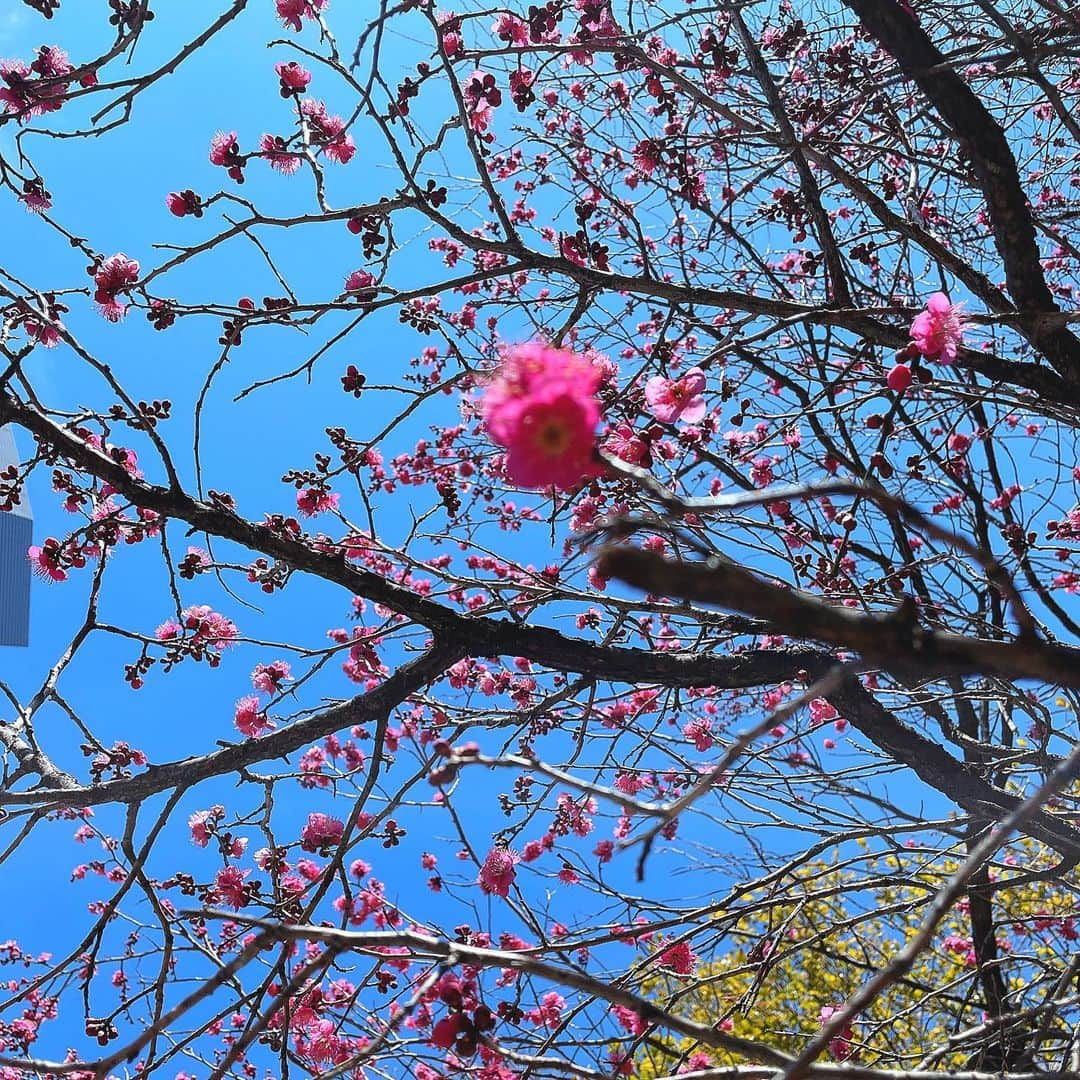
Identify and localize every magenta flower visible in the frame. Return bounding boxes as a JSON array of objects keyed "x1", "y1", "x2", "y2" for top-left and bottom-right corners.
[
  {"x1": 300, "y1": 812, "x2": 345, "y2": 852},
  {"x1": 644, "y1": 367, "x2": 707, "y2": 424},
  {"x1": 260, "y1": 133, "x2": 302, "y2": 174},
  {"x1": 479, "y1": 845, "x2": 517, "y2": 897},
  {"x1": 275, "y1": 60, "x2": 312, "y2": 93},
  {"x1": 322, "y1": 133, "x2": 355, "y2": 164},
  {"x1": 276, "y1": 0, "x2": 328, "y2": 32},
  {"x1": 296, "y1": 487, "x2": 340, "y2": 516},
  {"x1": 165, "y1": 192, "x2": 188, "y2": 216},
  {"x1": 92, "y1": 253, "x2": 139, "y2": 322},
  {"x1": 251, "y1": 659, "x2": 292, "y2": 694},
  {"x1": 657, "y1": 940, "x2": 697, "y2": 976},
  {"x1": 27, "y1": 539, "x2": 67, "y2": 582},
  {"x1": 234, "y1": 695, "x2": 272, "y2": 738},
  {"x1": 910, "y1": 292, "x2": 966, "y2": 363},
  {"x1": 23, "y1": 316, "x2": 61, "y2": 347},
  {"x1": 481, "y1": 342, "x2": 605, "y2": 491},
  {"x1": 214, "y1": 866, "x2": 250, "y2": 910},
  {"x1": 886, "y1": 362, "x2": 912, "y2": 393},
  {"x1": 20, "y1": 178, "x2": 51, "y2": 213},
  {"x1": 188, "y1": 806, "x2": 225, "y2": 847},
  {"x1": 209, "y1": 130, "x2": 239, "y2": 166},
  {"x1": 209, "y1": 131, "x2": 245, "y2": 183},
  {"x1": 344, "y1": 269, "x2": 376, "y2": 293},
  {"x1": 166, "y1": 189, "x2": 202, "y2": 218}
]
